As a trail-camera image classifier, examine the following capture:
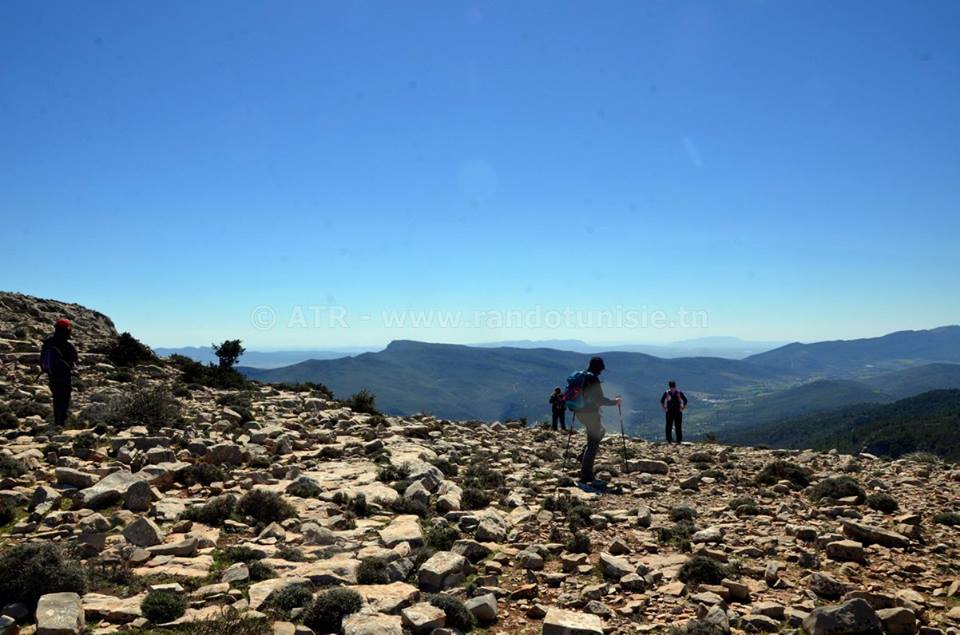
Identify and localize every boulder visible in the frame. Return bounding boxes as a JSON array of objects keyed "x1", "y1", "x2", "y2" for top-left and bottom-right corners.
[
  {"x1": 627, "y1": 459, "x2": 669, "y2": 475},
  {"x1": 542, "y1": 607, "x2": 604, "y2": 635},
  {"x1": 598, "y1": 552, "x2": 633, "y2": 580},
  {"x1": 465, "y1": 593, "x2": 497, "y2": 623},
  {"x1": 802, "y1": 598, "x2": 883, "y2": 635},
  {"x1": 401, "y1": 602, "x2": 446, "y2": 632},
  {"x1": 876, "y1": 607, "x2": 916, "y2": 635},
  {"x1": 418, "y1": 551, "x2": 468, "y2": 592},
  {"x1": 841, "y1": 520, "x2": 910, "y2": 549},
  {"x1": 826, "y1": 540, "x2": 866, "y2": 563},
  {"x1": 342, "y1": 613, "x2": 404, "y2": 635},
  {"x1": 78, "y1": 471, "x2": 148, "y2": 509},
  {"x1": 122, "y1": 517, "x2": 164, "y2": 547},
  {"x1": 379, "y1": 515, "x2": 423, "y2": 547},
  {"x1": 36, "y1": 592, "x2": 84, "y2": 635}
]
